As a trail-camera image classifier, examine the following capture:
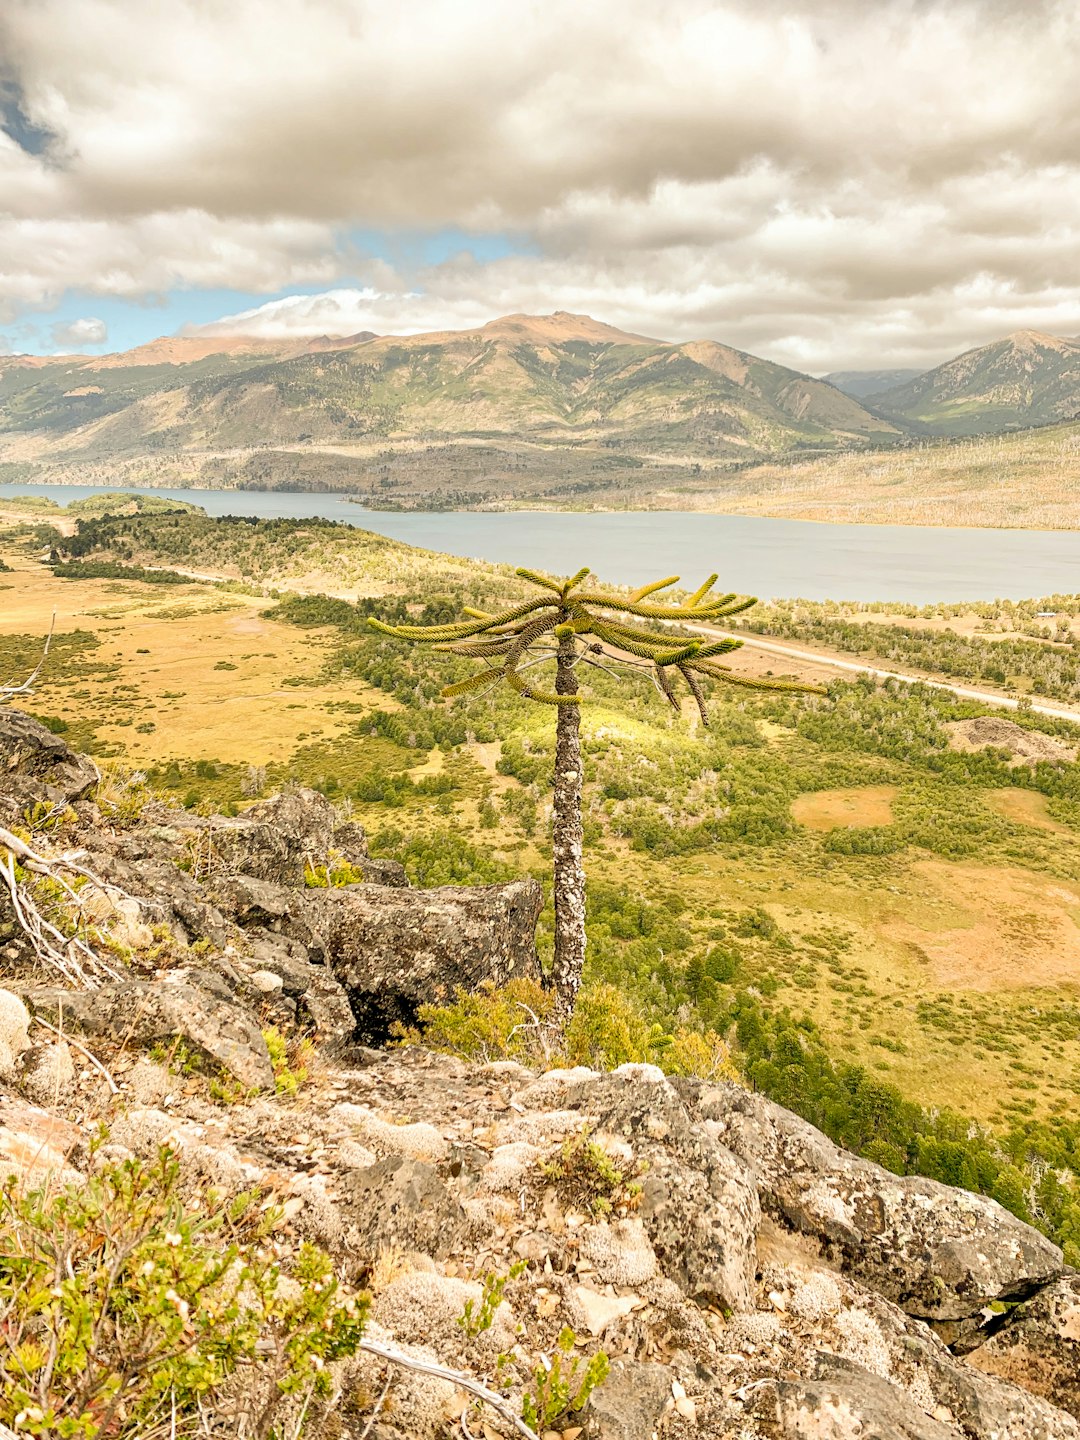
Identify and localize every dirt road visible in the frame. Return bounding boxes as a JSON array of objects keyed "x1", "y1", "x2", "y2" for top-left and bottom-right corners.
[{"x1": 690, "y1": 624, "x2": 1080, "y2": 724}]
